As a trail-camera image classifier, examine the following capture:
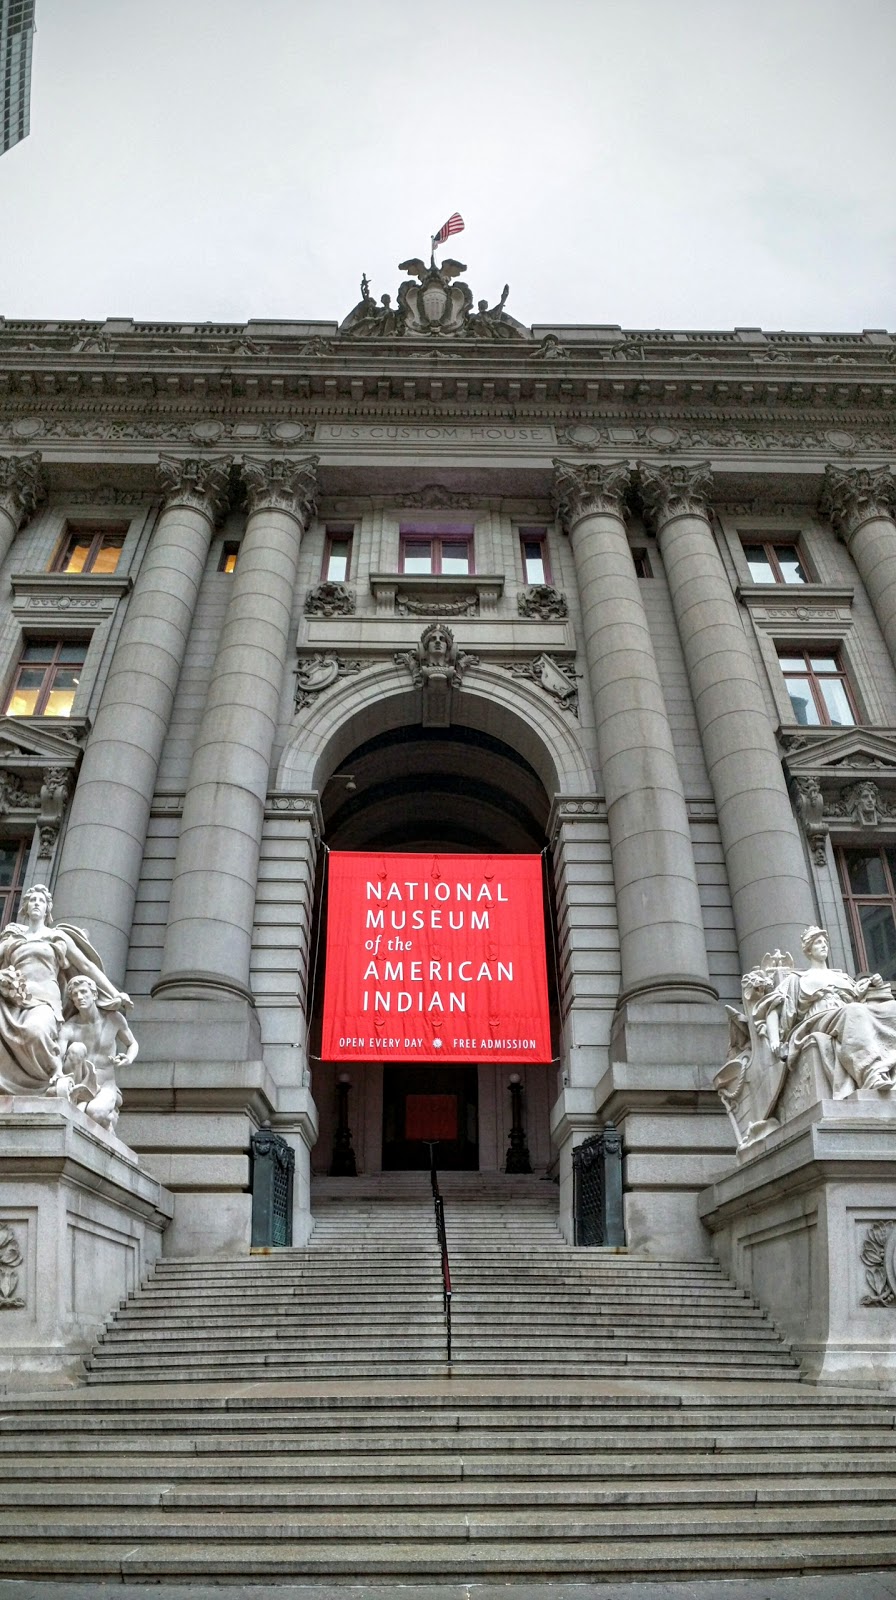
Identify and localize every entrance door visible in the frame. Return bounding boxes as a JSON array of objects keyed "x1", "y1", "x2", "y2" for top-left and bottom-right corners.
[{"x1": 382, "y1": 1066, "x2": 479, "y2": 1171}]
